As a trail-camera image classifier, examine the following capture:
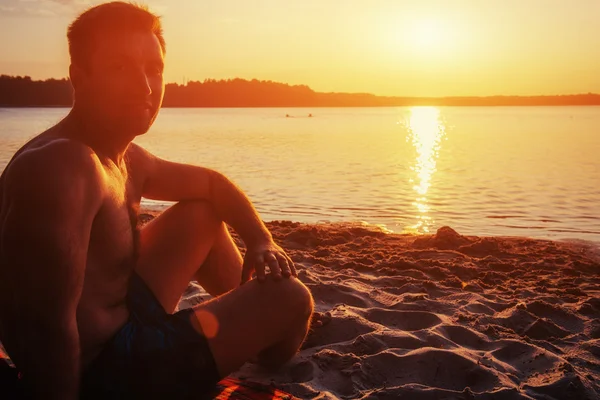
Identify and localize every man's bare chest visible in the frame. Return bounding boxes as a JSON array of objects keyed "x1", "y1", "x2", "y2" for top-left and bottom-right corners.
[{"x1": 87, "y1": 169, "x2": 142, "y2": 280}]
